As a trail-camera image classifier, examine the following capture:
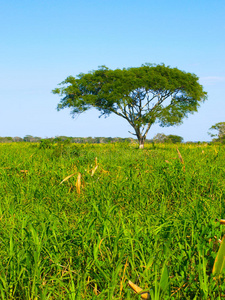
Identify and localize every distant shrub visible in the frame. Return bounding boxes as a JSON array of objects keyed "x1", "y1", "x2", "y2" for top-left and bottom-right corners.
[
  {"x1": 53, "y1": 139, "x2": 80, "y2": 158},
  {"x1": 153, "y1": 133, "x2": 183, "y2": 144},
  {"x1": 167, "y1": 135, "x2": 184, "y2": 144},
  {"x1": 39, "y1": 139, "x2": 54, "y2": 149},
  {"x1": 0, "y1": 137, "x2": 13, "y2": 143}
]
